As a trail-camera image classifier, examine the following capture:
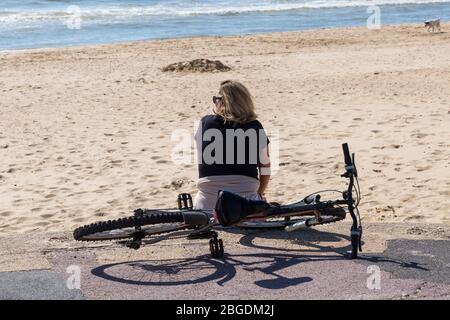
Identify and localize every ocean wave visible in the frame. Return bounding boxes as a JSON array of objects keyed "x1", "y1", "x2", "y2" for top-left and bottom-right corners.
[{"x1": 1, "y1": 0, "x2": 449, "y2": 24}]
